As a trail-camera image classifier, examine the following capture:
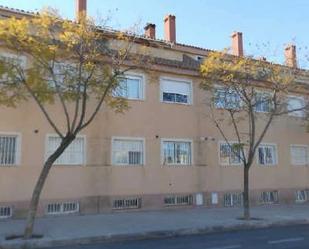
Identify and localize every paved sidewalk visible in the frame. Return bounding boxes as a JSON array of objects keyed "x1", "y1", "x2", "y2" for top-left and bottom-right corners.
[{"x1": 0, "y1": 205, "x2": 309, "y2": 249}]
